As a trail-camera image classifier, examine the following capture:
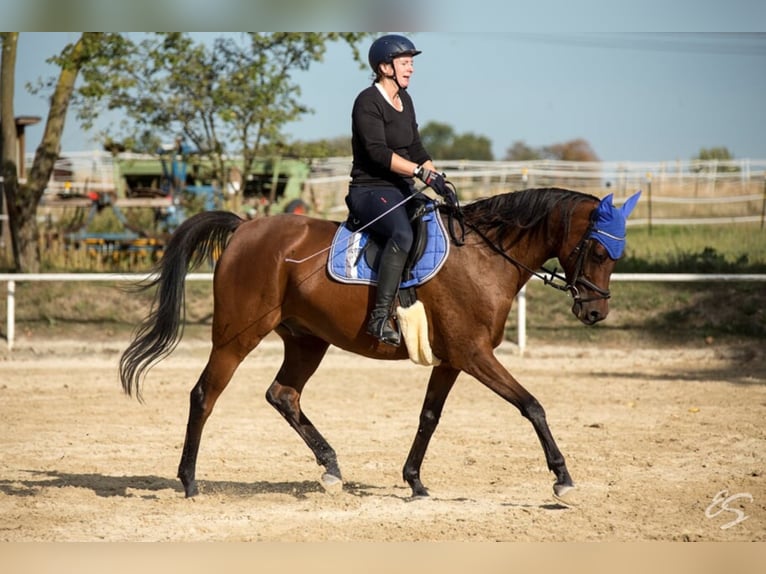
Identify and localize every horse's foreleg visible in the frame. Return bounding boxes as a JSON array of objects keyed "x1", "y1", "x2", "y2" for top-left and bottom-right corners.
[
  {"x1": 465, "y1": 353, "x2": 574, "y2": 501},
  {"x1": 402, "y1": 365, "x2": 460, "y2": 497},
  {"x1": 522, "y1": 398, "x2": 574, "y2": 499},
  {"x1": 265, "y1": 332, "x2": 340, "y2": 489},
  {"x1": 178, "y1": 349, "x2": 242, "y2": 497}
]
